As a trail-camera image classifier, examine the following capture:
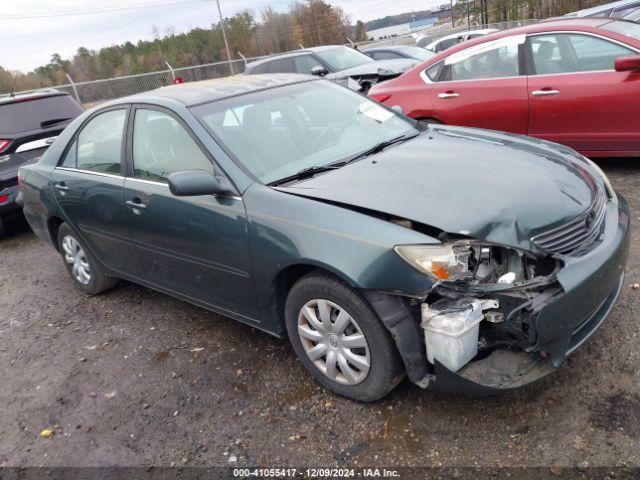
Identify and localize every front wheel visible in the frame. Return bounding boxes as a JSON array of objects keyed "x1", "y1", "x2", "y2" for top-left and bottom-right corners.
[{"x1": 285, "y1": 272, "x2": 405, "y2": 401}]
